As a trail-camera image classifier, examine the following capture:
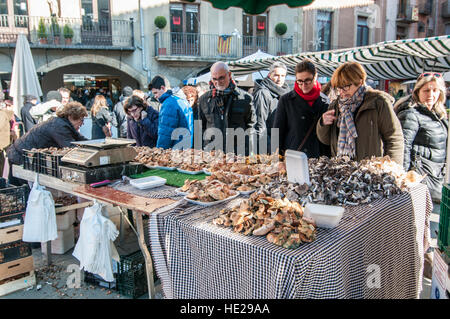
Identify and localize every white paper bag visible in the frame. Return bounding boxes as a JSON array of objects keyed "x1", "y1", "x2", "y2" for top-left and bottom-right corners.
[{"x1": 22, "y1": 175, "x2": 57, "y2": 242}]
